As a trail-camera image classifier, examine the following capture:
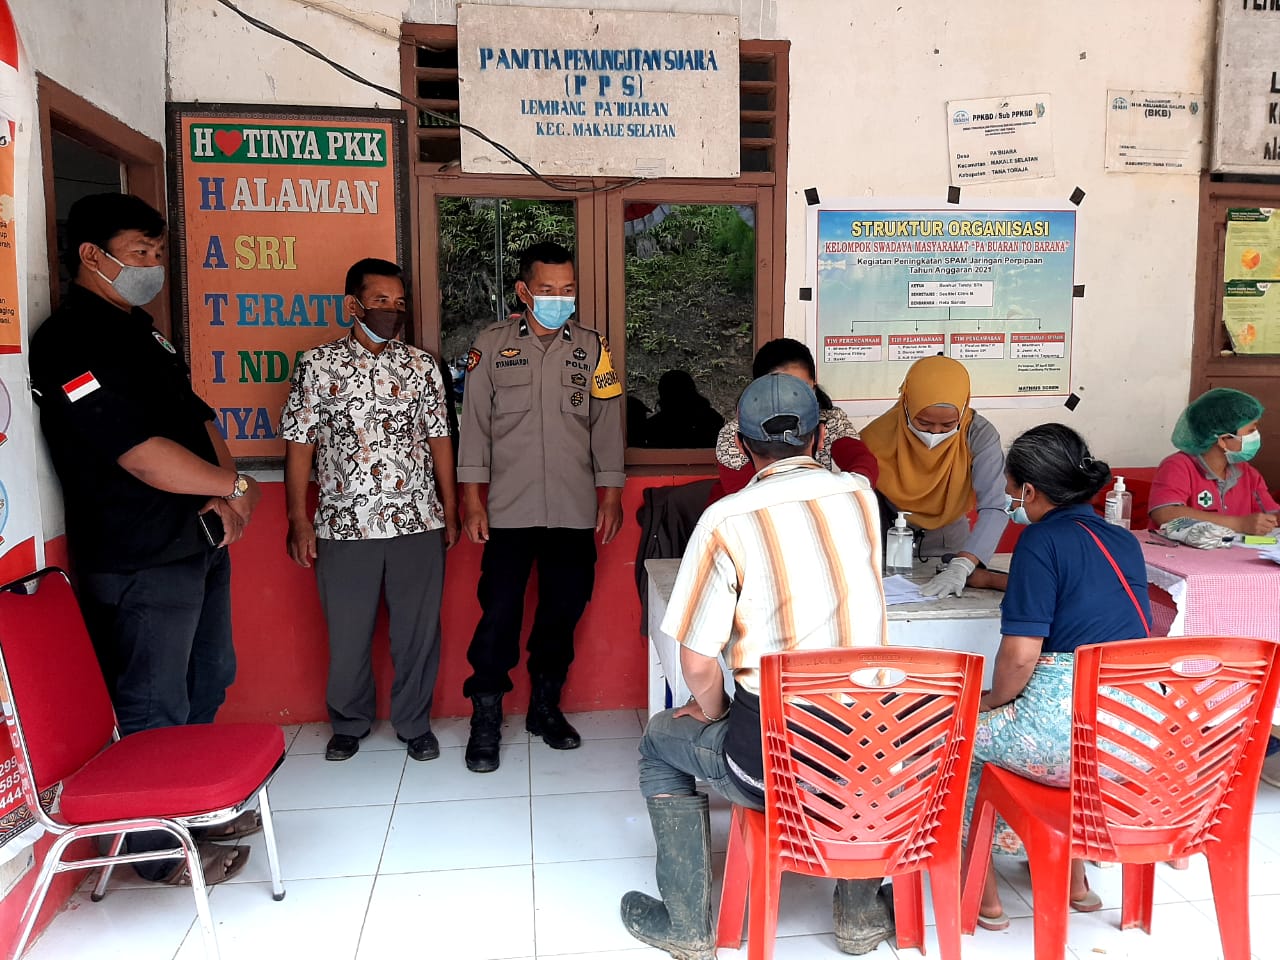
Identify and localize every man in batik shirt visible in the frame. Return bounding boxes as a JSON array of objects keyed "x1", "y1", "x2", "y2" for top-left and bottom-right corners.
[{"x1": 281, "y1": 258, "x2": 457, "y2": 763}]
